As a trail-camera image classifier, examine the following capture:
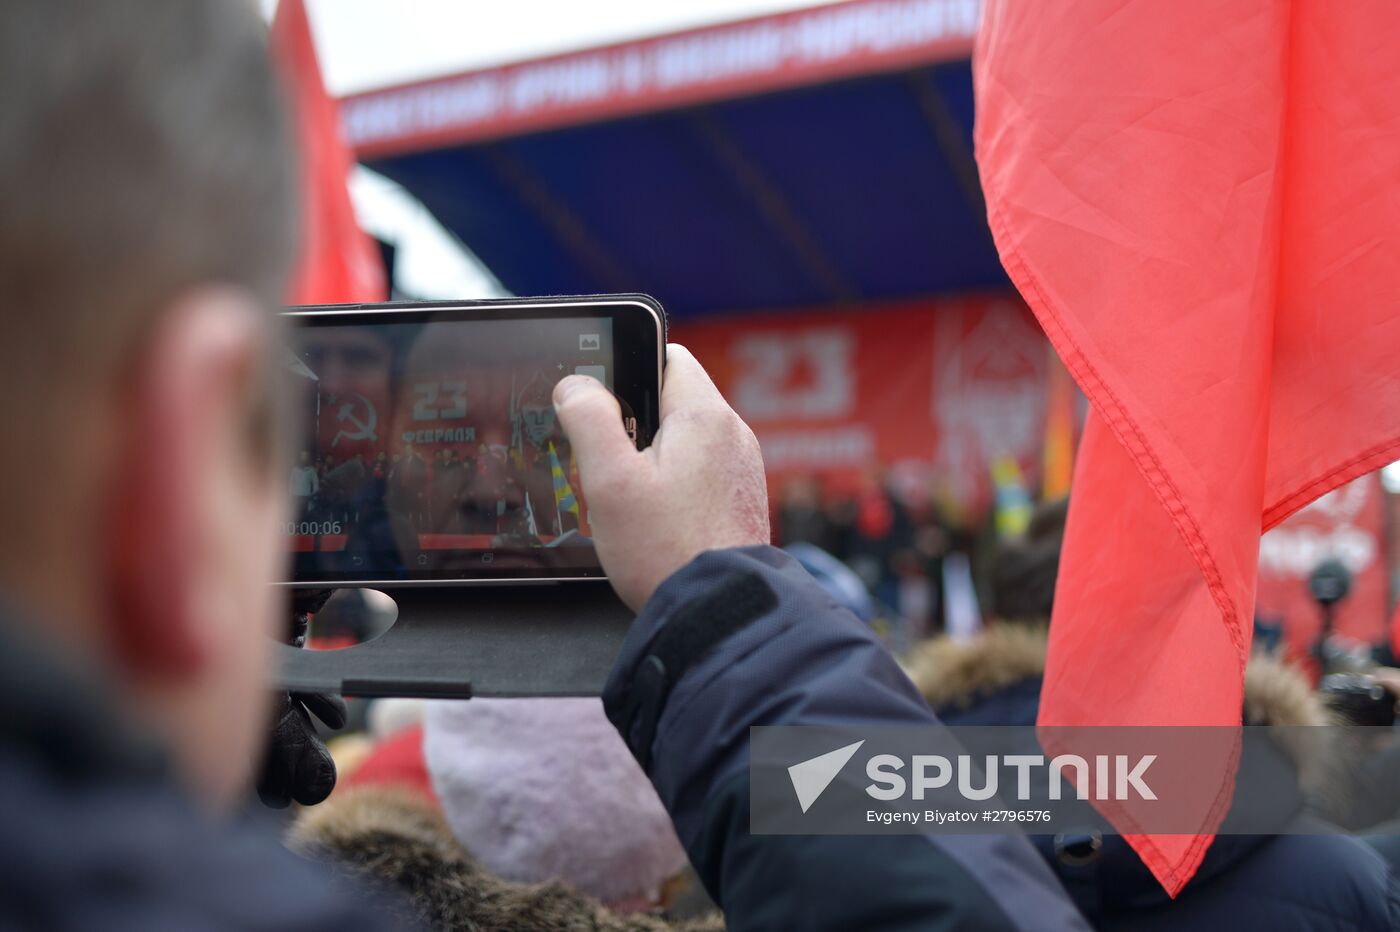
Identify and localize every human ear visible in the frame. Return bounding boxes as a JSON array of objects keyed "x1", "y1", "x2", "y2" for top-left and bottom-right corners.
[{"x1": 105, "y1": 287, "x2": 268, "y2": 681}]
